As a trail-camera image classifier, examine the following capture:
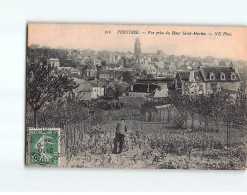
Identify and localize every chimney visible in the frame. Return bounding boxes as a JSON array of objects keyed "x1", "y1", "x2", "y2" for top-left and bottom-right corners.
[
  {"x1": 130, "y1": 84, "x2": 134, "y2": 91},
  {"x1": 197, "y1": 64, "x2": 202, "y2": 70},
  {"x1": 229, "y1": 61, "x2": 234, "y2": 70},
  {"x1": 147, "y1": 84, "x2": 150, "y2": 93},
  {"x1": 174, "y1": 78, "x2": 177, "y2": 88},
  {"x1": 189, "y1": 70, "x2": 195, "y2": 82}
]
